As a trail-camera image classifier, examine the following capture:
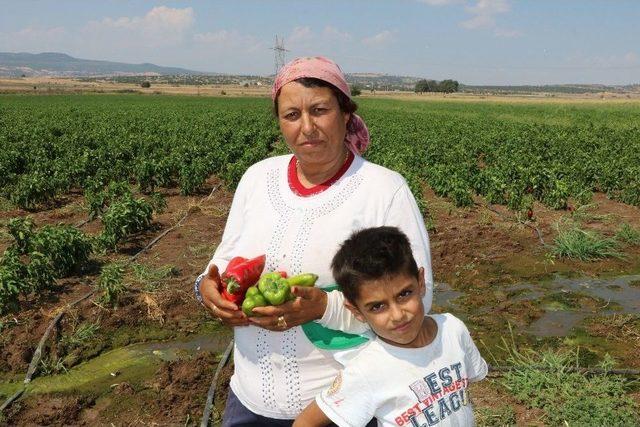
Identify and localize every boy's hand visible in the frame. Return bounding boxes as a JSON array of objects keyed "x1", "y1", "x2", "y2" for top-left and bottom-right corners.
[{"x1": 249, "y1": 286, "x2": 327, "y2": 331}]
